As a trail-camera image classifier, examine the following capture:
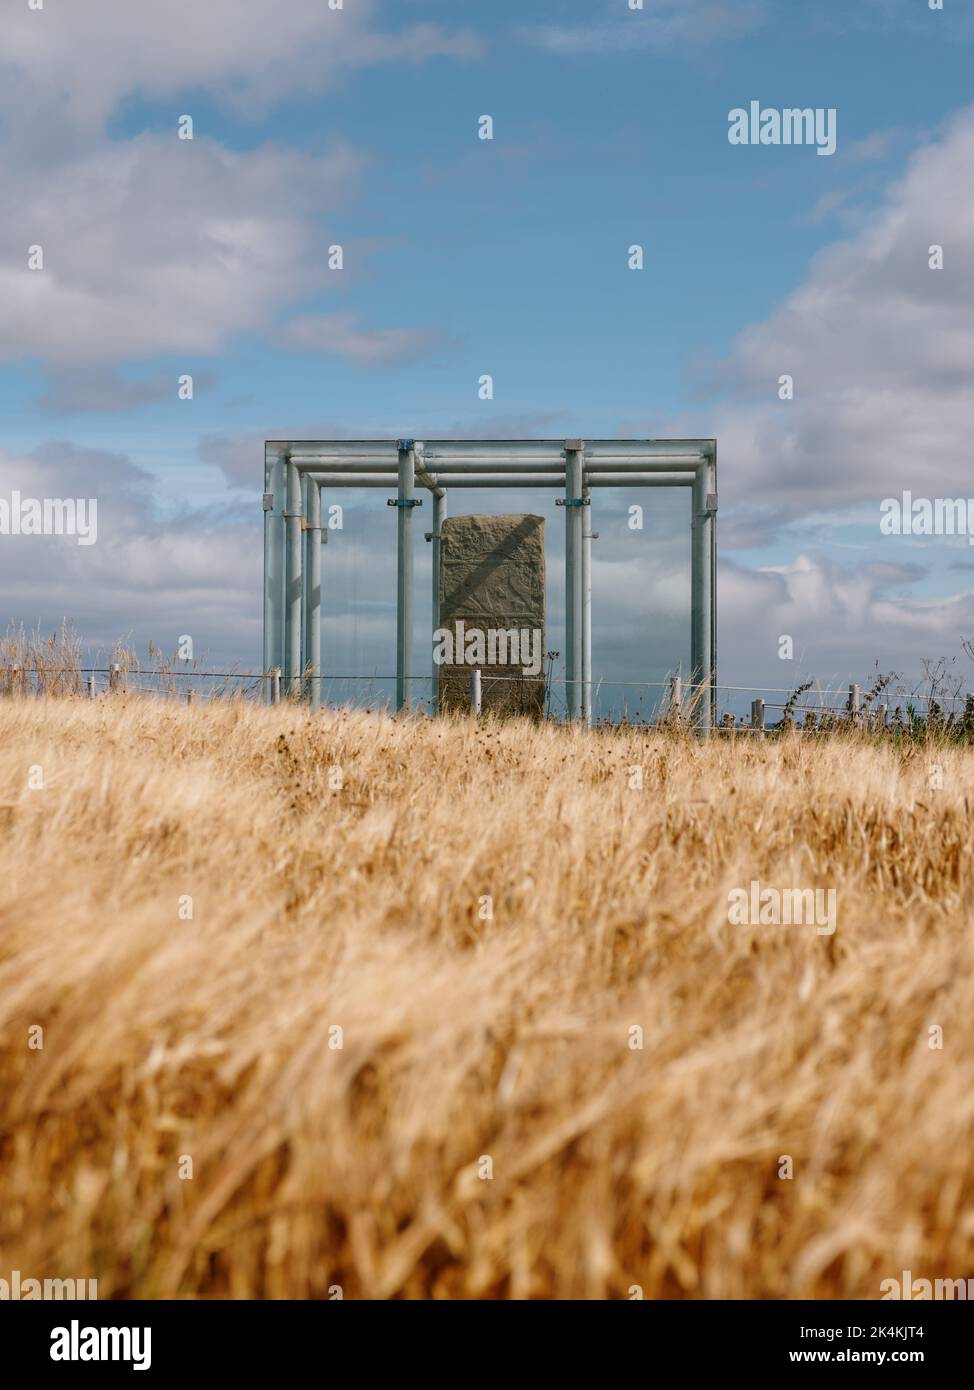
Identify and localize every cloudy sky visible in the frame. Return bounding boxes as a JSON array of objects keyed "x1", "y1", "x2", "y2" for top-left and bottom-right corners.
[{"x1": 2, "y1": 0, "x2": 973, "y2": 716}]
